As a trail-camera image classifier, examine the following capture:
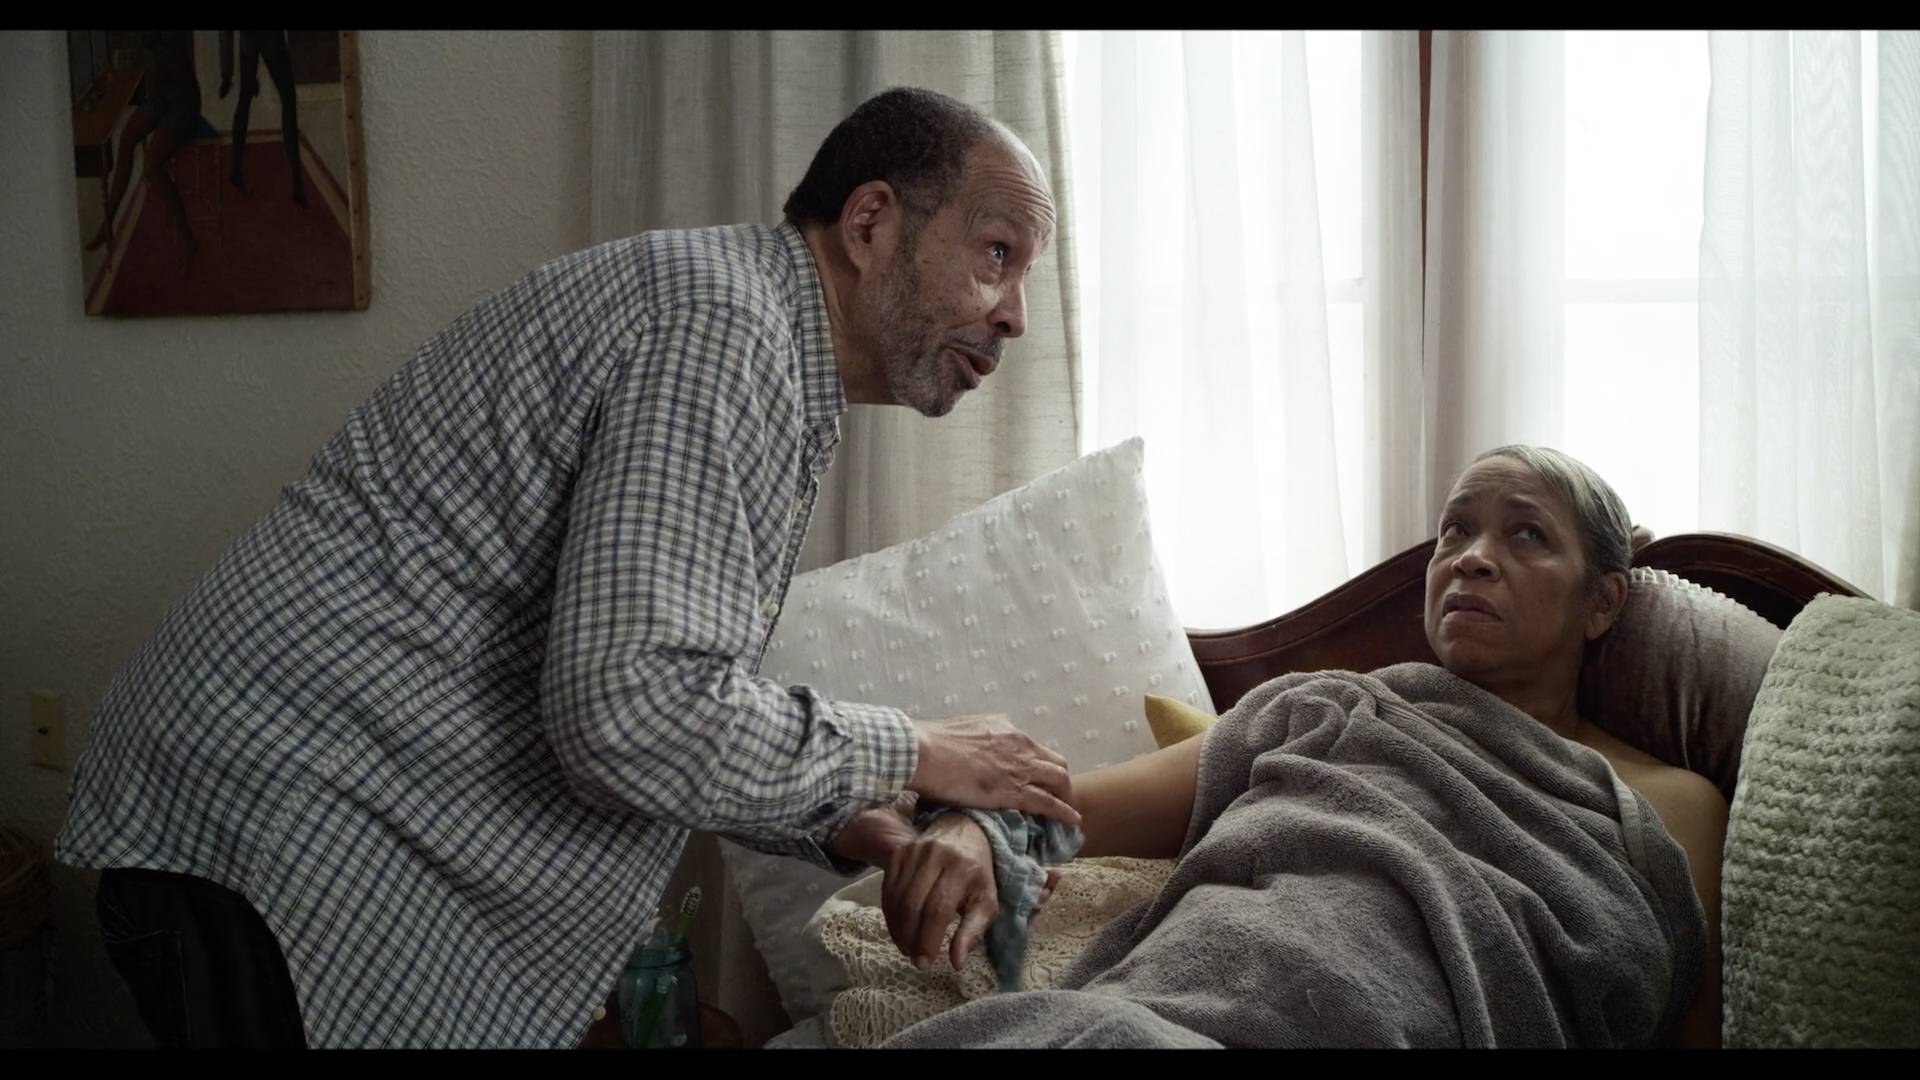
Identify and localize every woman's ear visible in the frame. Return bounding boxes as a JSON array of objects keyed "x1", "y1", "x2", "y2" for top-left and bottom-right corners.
[{"x1": 1585, "y1": 570, "x2": 1630, "y2": 641}]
